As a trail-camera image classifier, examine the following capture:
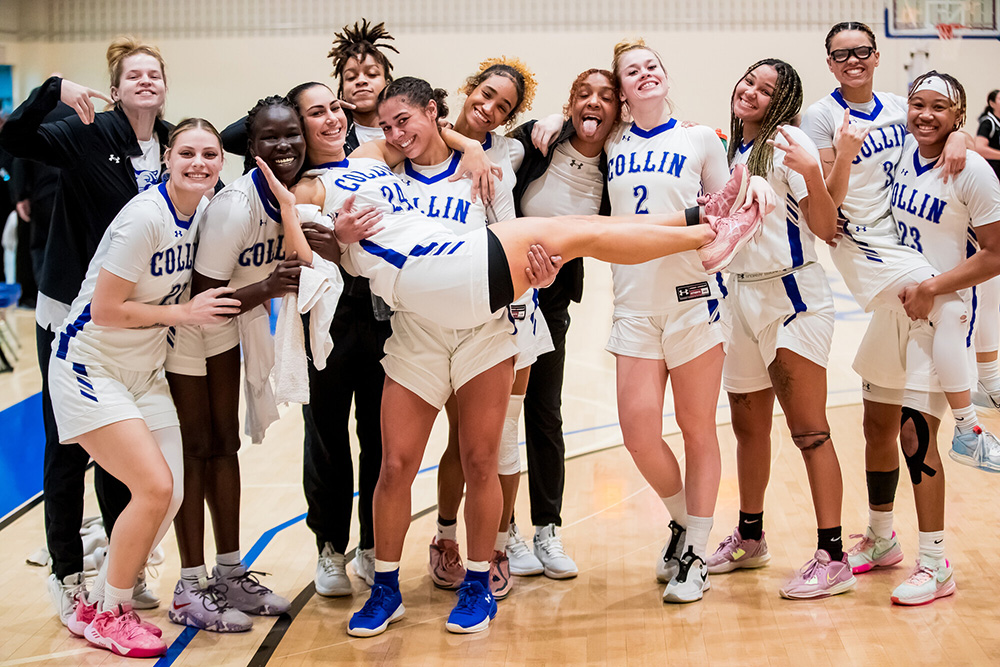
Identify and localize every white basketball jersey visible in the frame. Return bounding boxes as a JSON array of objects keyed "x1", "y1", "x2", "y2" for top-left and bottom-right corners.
[
  {"x1": 394, "y1": 151, "x2": 488, "y2": 235},
  {"x1": 892, "y1": 139, "x2": 1000, "y2": 275},
  {"x1": 56, "y1": 183, "x2": 204, "y2": 371},
  {"x1": 318, "y1": 158, "x2": 463, "y2": 308},
  {"x1": 520, "y1": 140, "x2": 603, "y2": 218},
  {"x1": 801, "y1": 90, "x2": 908, "y2": 244},
  {"x1": 483, "y1": 131, "x2": 524, "y2": 222},
  {"x1": 195, "y1": 169, "x2": 286, "y2": 290},
  {"x1": 728, "y1": 125, "x2": 821, "y2": 274},
  {"x1": 606, "y1": 119, "x2": 729, "y2": 315}
]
